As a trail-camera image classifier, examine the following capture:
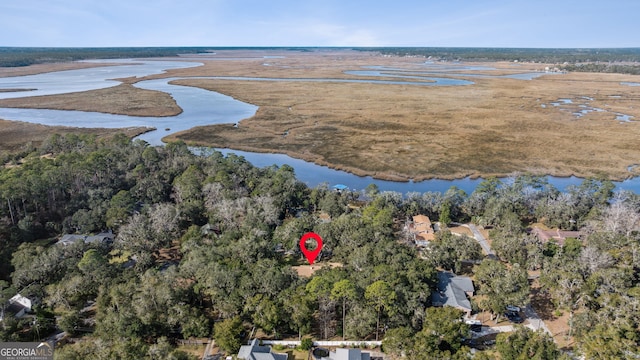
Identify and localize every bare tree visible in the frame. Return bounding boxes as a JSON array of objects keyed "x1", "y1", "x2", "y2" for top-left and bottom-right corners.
[
  {"x1": 579, "y1": 246, "x2": 614, "y2": 275},
  {"x1": 601, "y1": 199, "x2": 640, "y2": 238}
]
